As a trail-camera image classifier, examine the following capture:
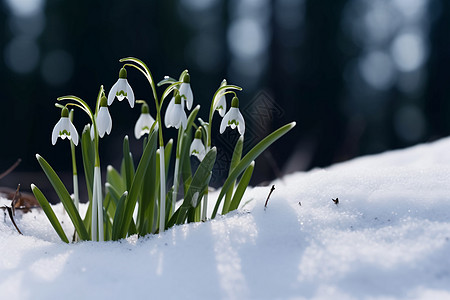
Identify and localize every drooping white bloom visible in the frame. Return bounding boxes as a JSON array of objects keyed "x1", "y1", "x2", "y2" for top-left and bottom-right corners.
[
  {"x1": 190, "y1": 138, "x2": 206, "y2": 161},
  {"x1": 90, "y1": 96, "x2": 112, "y2": 139},
  {"x1": 190, "y1": 127, "x2": 206, "y2": 161},
  {"x1": 214, "y1": 79, "x2": 227, "y2": 117},
  {"x1": 107, "y1": 67, "x2": 135, "y2": 108},
  {"x1": 96, "y1": 106, "x2": 112, "y2": 138},
  {"x1": 165, "y1": 93, "x2": 187, "y2": 129},
  {"x1": 214, "y1": 92, "x2": 227, "y2": 117},
  {"x1": 135, "y1": 102, "x2": 156, "y2": 139},
  {"x1": 219, "y1": 97, "x2": 245, "y2": 135},
  {"x1": 179, "y1": 73, "x2": 193, "y2": 110},
  {"x1": 51, "y1": 107, "x2": 79, "y2": 145}
]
